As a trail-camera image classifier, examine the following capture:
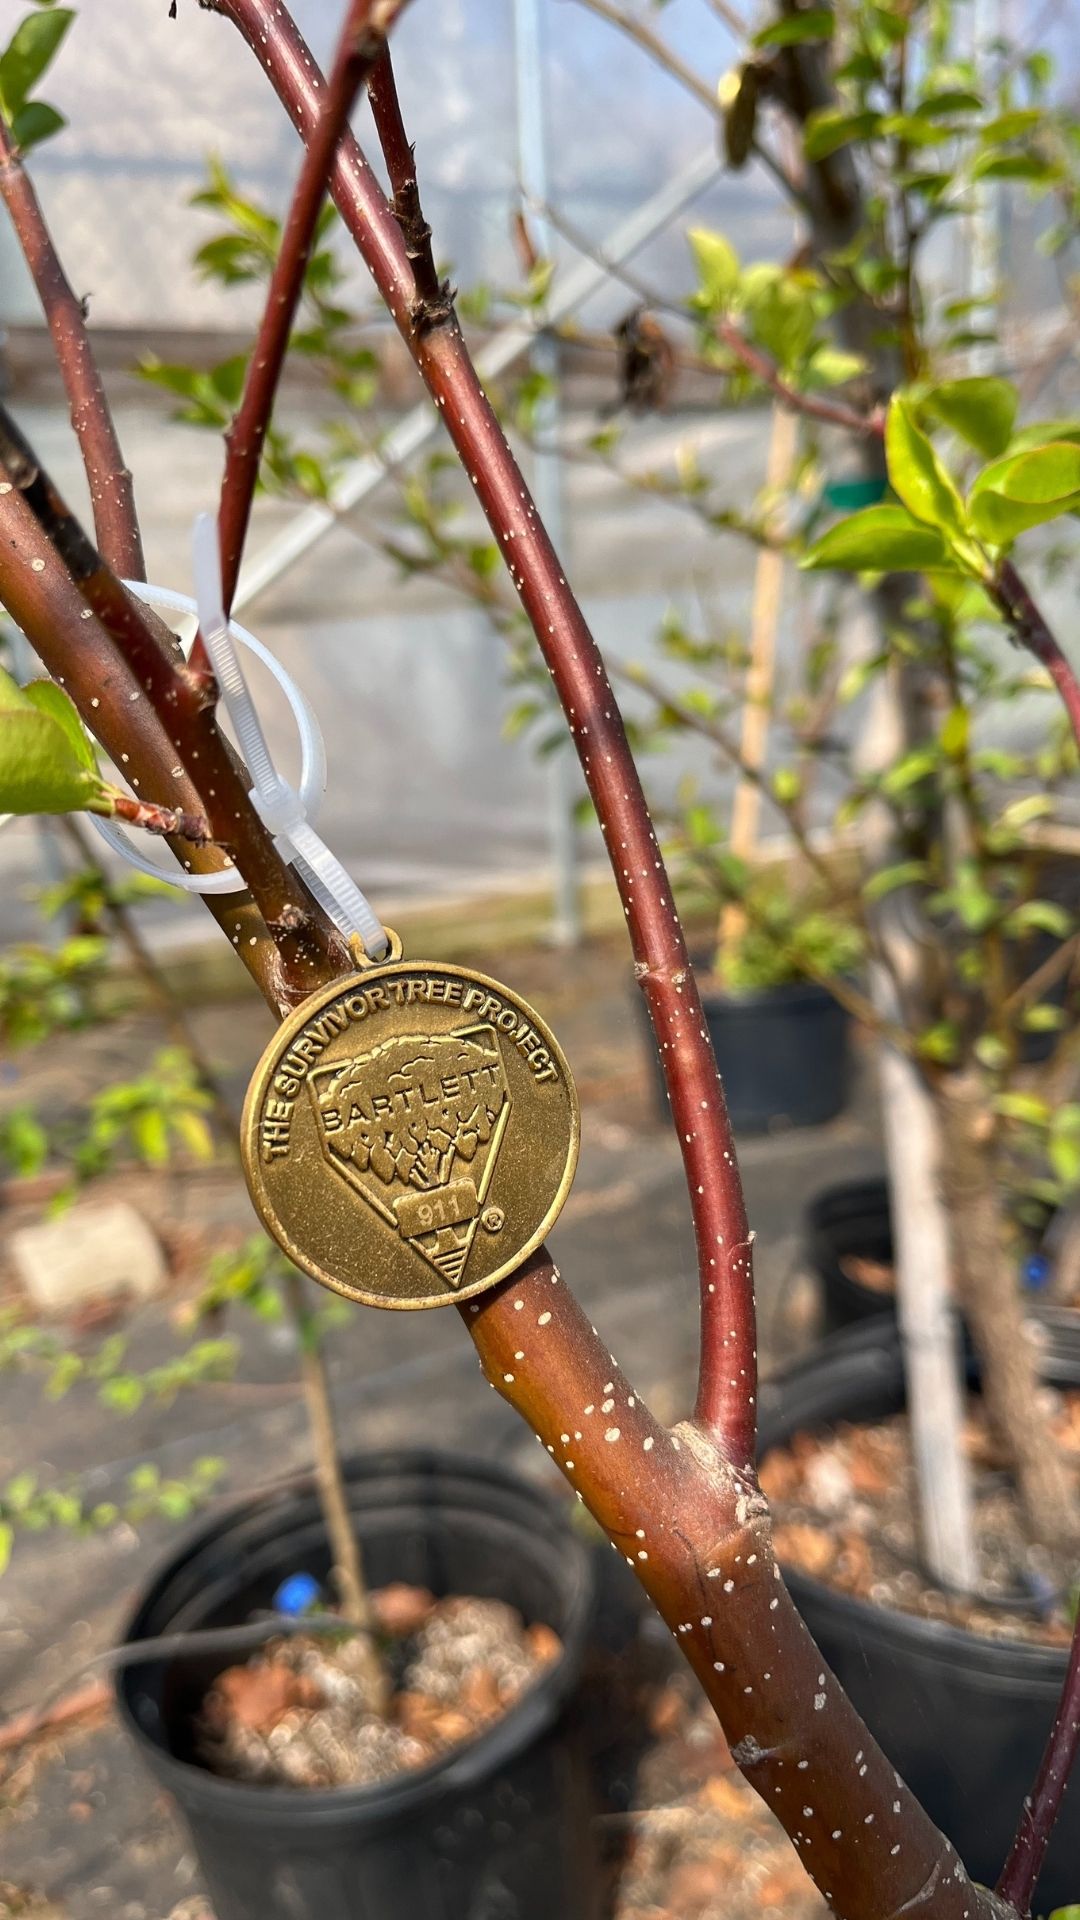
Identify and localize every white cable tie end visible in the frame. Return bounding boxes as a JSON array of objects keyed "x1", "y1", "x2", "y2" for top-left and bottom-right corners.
[{"x1": 192, "y1": 512, "x2": 228, "y2": 641}]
